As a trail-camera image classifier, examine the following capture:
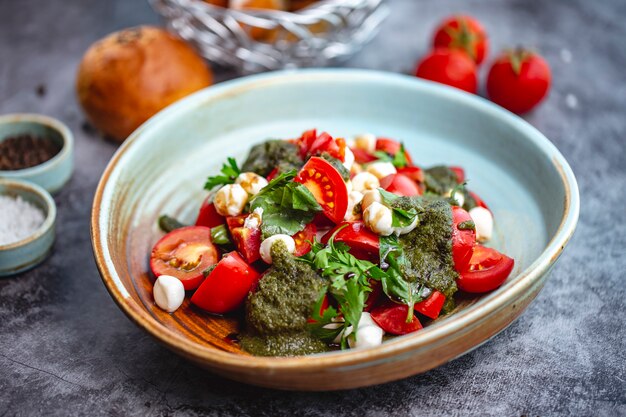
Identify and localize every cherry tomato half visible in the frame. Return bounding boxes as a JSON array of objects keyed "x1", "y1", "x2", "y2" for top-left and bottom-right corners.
[
  {"x1": 322, "y1": 221, "x2": 380, "y2": 256},
  {"x1": 451, "y1": 206, "x2": 476, "y2": 272},
  {"x1": 469, "y1": 191, "x2": 489, "y2": 211},
  {"x1": 415, "y1": 48, "x2": 478, "y2": 94},
  {"x1": 195, "y1": 196, "x2": 225, "y2": 228},
  {"x1": 414, "y1": 290, "x2": 446, "y2": 320},
  {"x1": 370, "y1": 303, "x2": 423, "y2": 335},
  {"x1": 226, "y1": 215, "x2": 261, "y2": 264},
  {"x1": 375, "y1": 138, "x2": 413, "y2": 165},
  {"x1": 449, "y1": 166, "x2": 465, "y2": 184},
  {"x1": 350, "y1": 147, "x2": 377, "y2": 164},
  {"x1": 150, "y1": 226, "x2": 219, "y2": 290},
  {"x1": 298, "y1": 130, "x2": 346, "y2": 162},
  {"x1": 380, "y1": 173, "x2": 422, "y2": 197},
  {"x1": 397, "y1": 166, "x2": 424, "y2": 184},
  {"x1": 190, "y1": 251, "x2": 260, "y2": 314},
  {"x1": 433, "y1": 15, "x2": 489, "y2": 65},
  {"x1": 296, "y1": 157, "x2": 348, "y2": 224},
  {"x1": 457, "y1": 245, "x2": 514, "y2": 293},
  {"x1": 293, "y1": 223, "x2": 317, "y2": 257}
]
